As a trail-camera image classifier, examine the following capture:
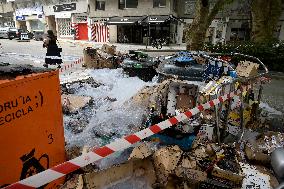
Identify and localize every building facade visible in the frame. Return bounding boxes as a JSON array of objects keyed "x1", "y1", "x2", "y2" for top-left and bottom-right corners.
[
  {"x1": 0, "y1": 0, "x2": 284, "y2": 44},
  {"x1": 0, "y1": 0, "x2": 14, "y2": 27}
]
